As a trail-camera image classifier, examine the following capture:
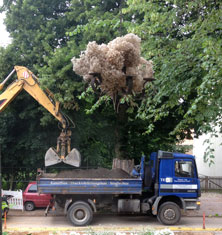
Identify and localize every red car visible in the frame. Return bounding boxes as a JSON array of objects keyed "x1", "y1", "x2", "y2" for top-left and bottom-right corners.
[{"x1": 23, "y1": 182, "x2": 52, "y2": 211}]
